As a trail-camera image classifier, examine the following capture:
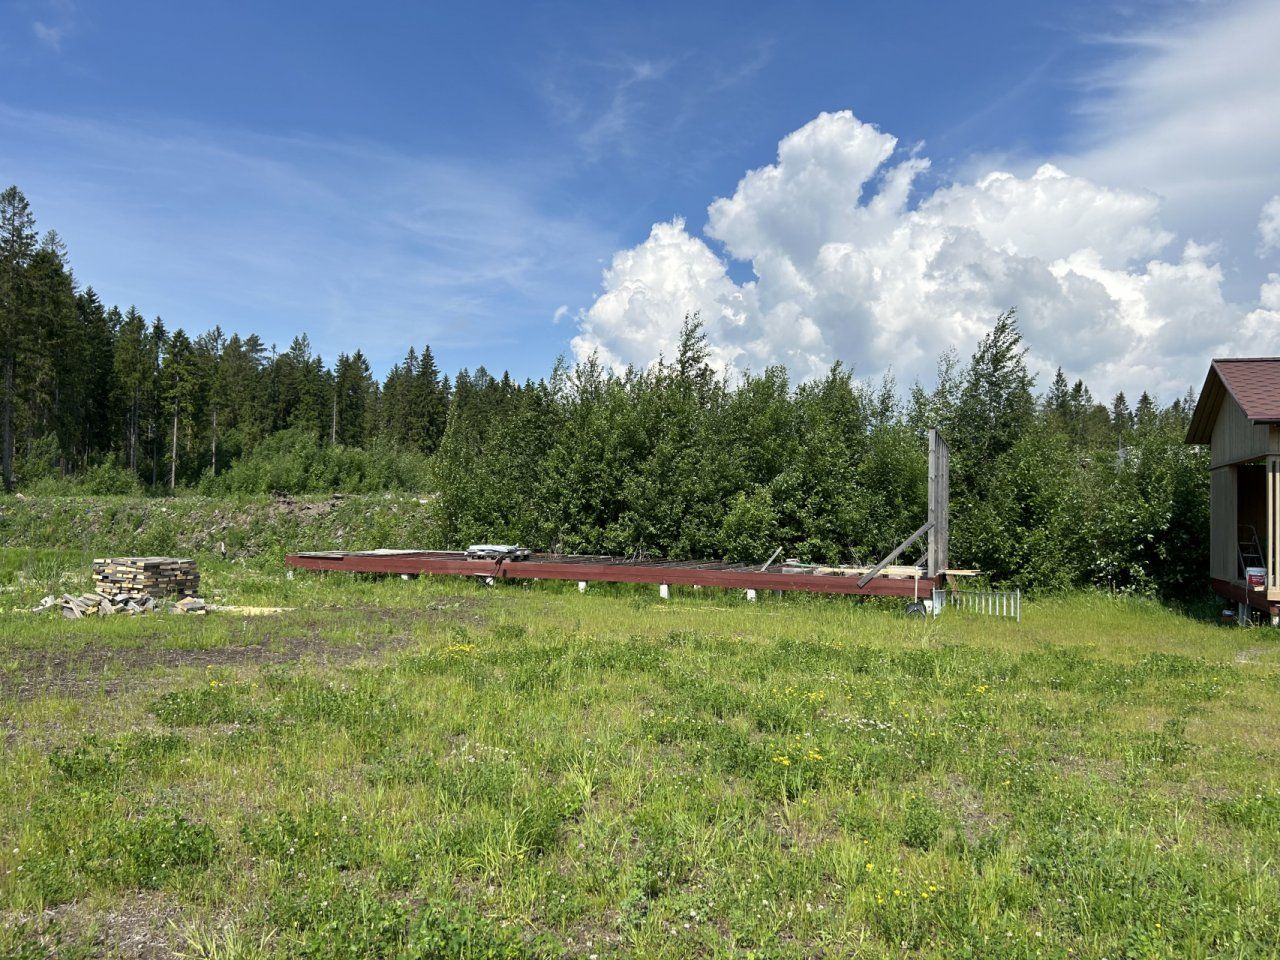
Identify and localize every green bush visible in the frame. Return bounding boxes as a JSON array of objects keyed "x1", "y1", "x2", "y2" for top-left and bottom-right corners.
[{"x1": 200, "y1": 428, "x2": 431, "y2": 495}]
